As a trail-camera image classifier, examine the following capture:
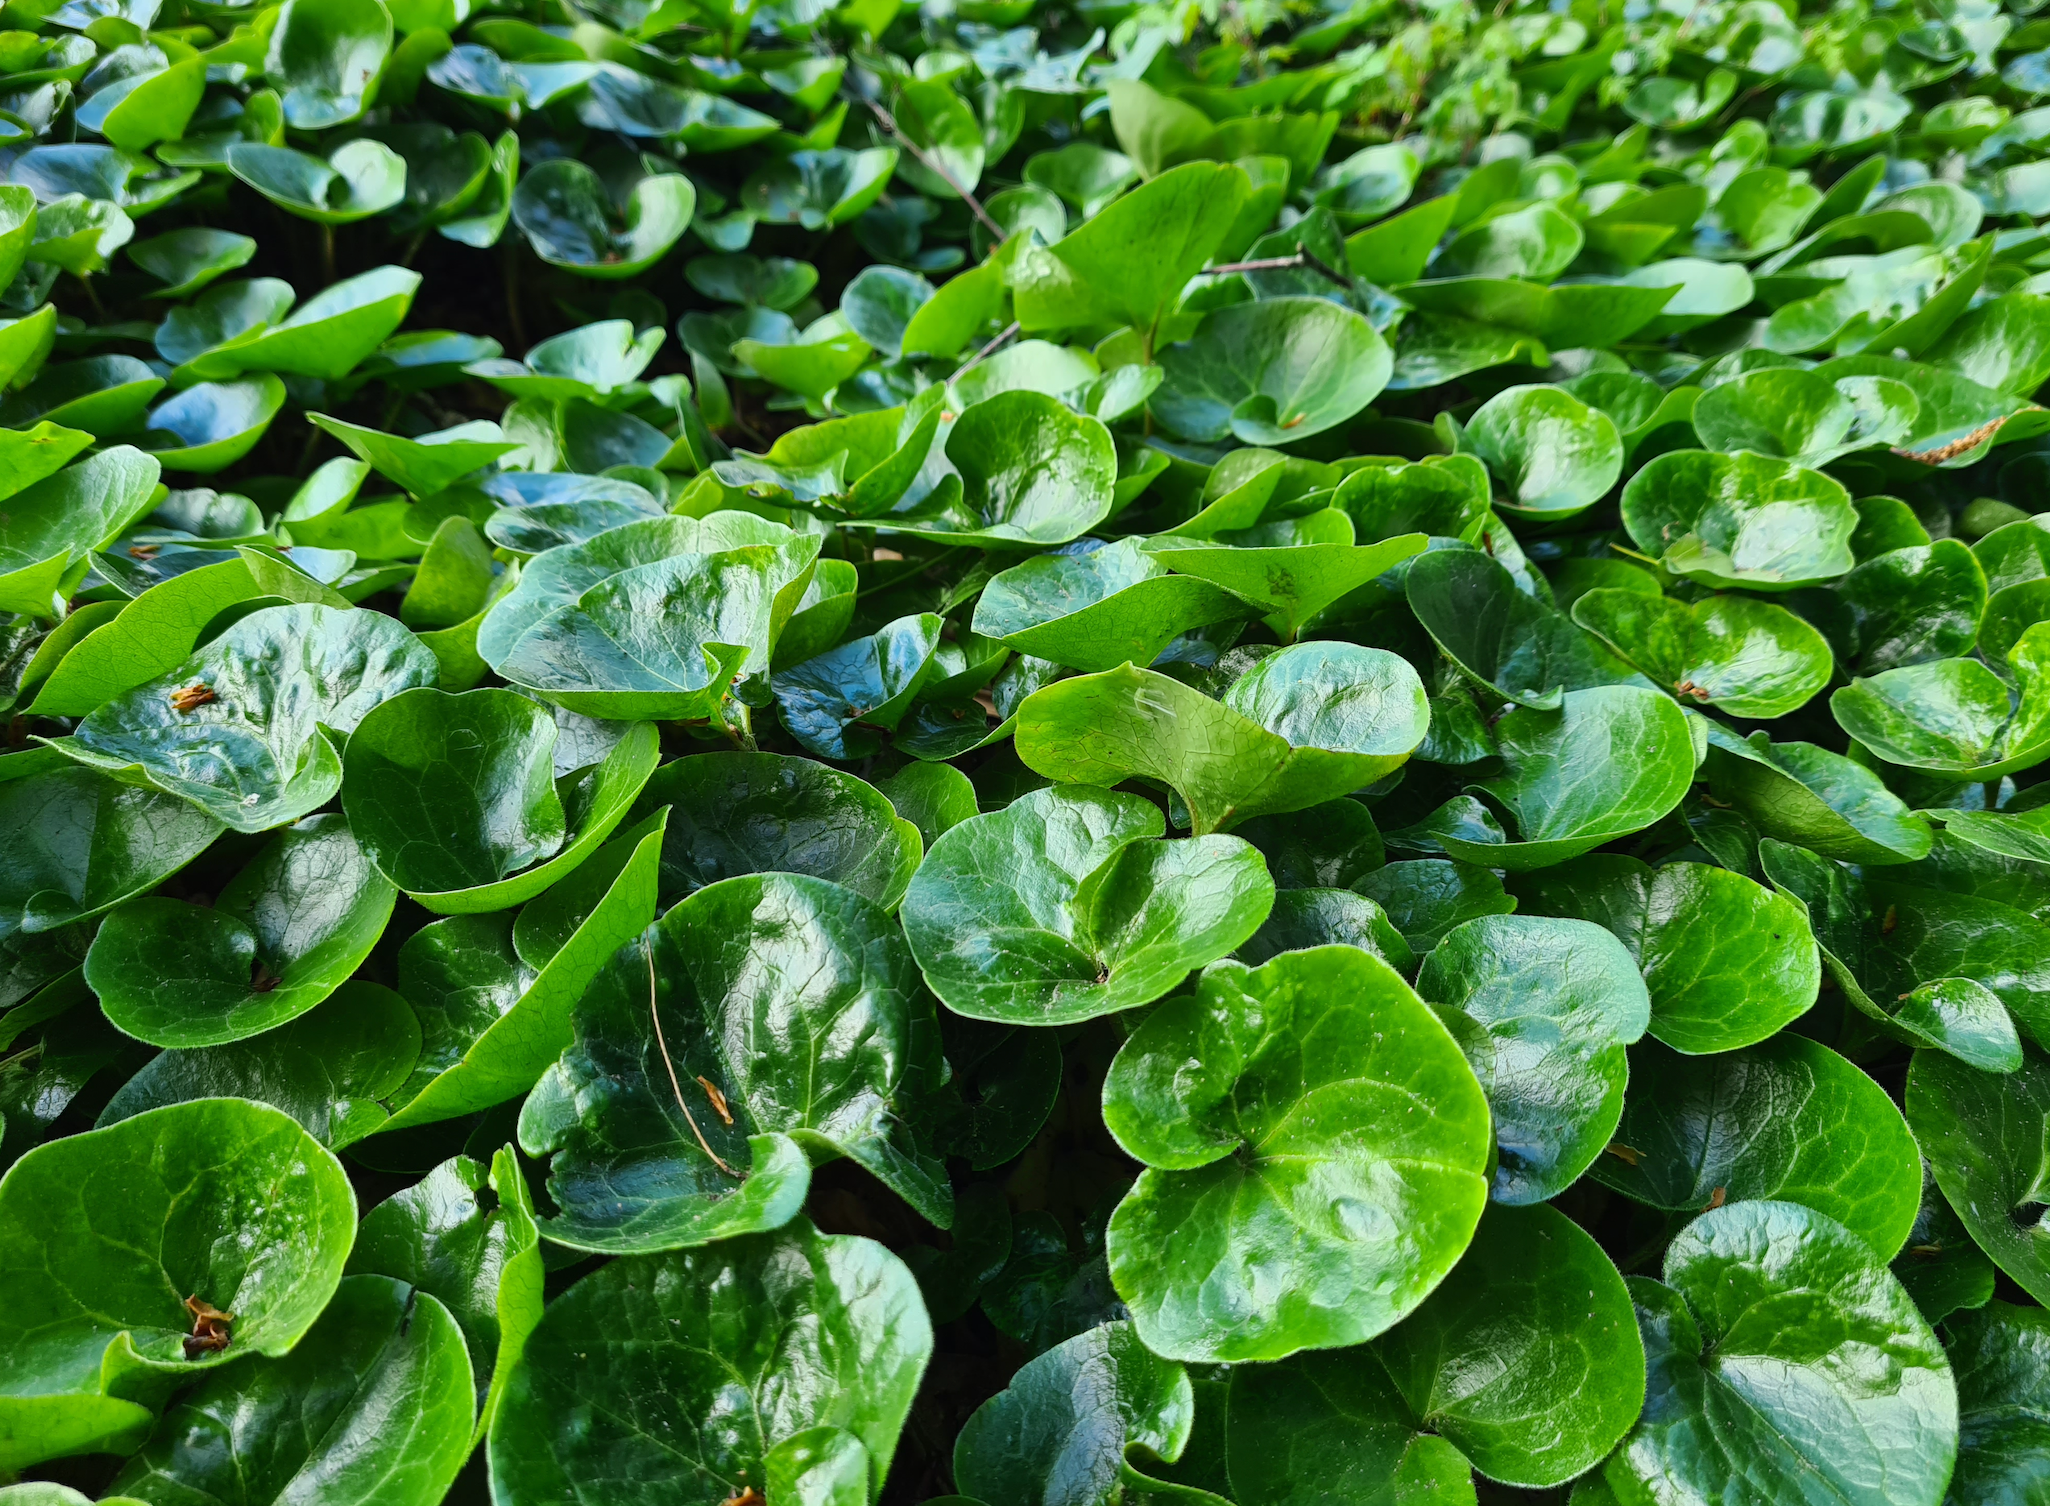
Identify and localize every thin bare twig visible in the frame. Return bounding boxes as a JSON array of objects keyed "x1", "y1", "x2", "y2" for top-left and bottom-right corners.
[
  {"x1": 951, "y1": 320, "x2": 1020, "y2": 382},
  {"x1": 647, "y1": 941, "x2": 739, "y2": 1178},
  {"x1": 864, "y1": 97, "x2": 1005, "y2": 239},
  {"x1": 1204, "y1": 249, "x2": 1356, "y2": 290}
]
